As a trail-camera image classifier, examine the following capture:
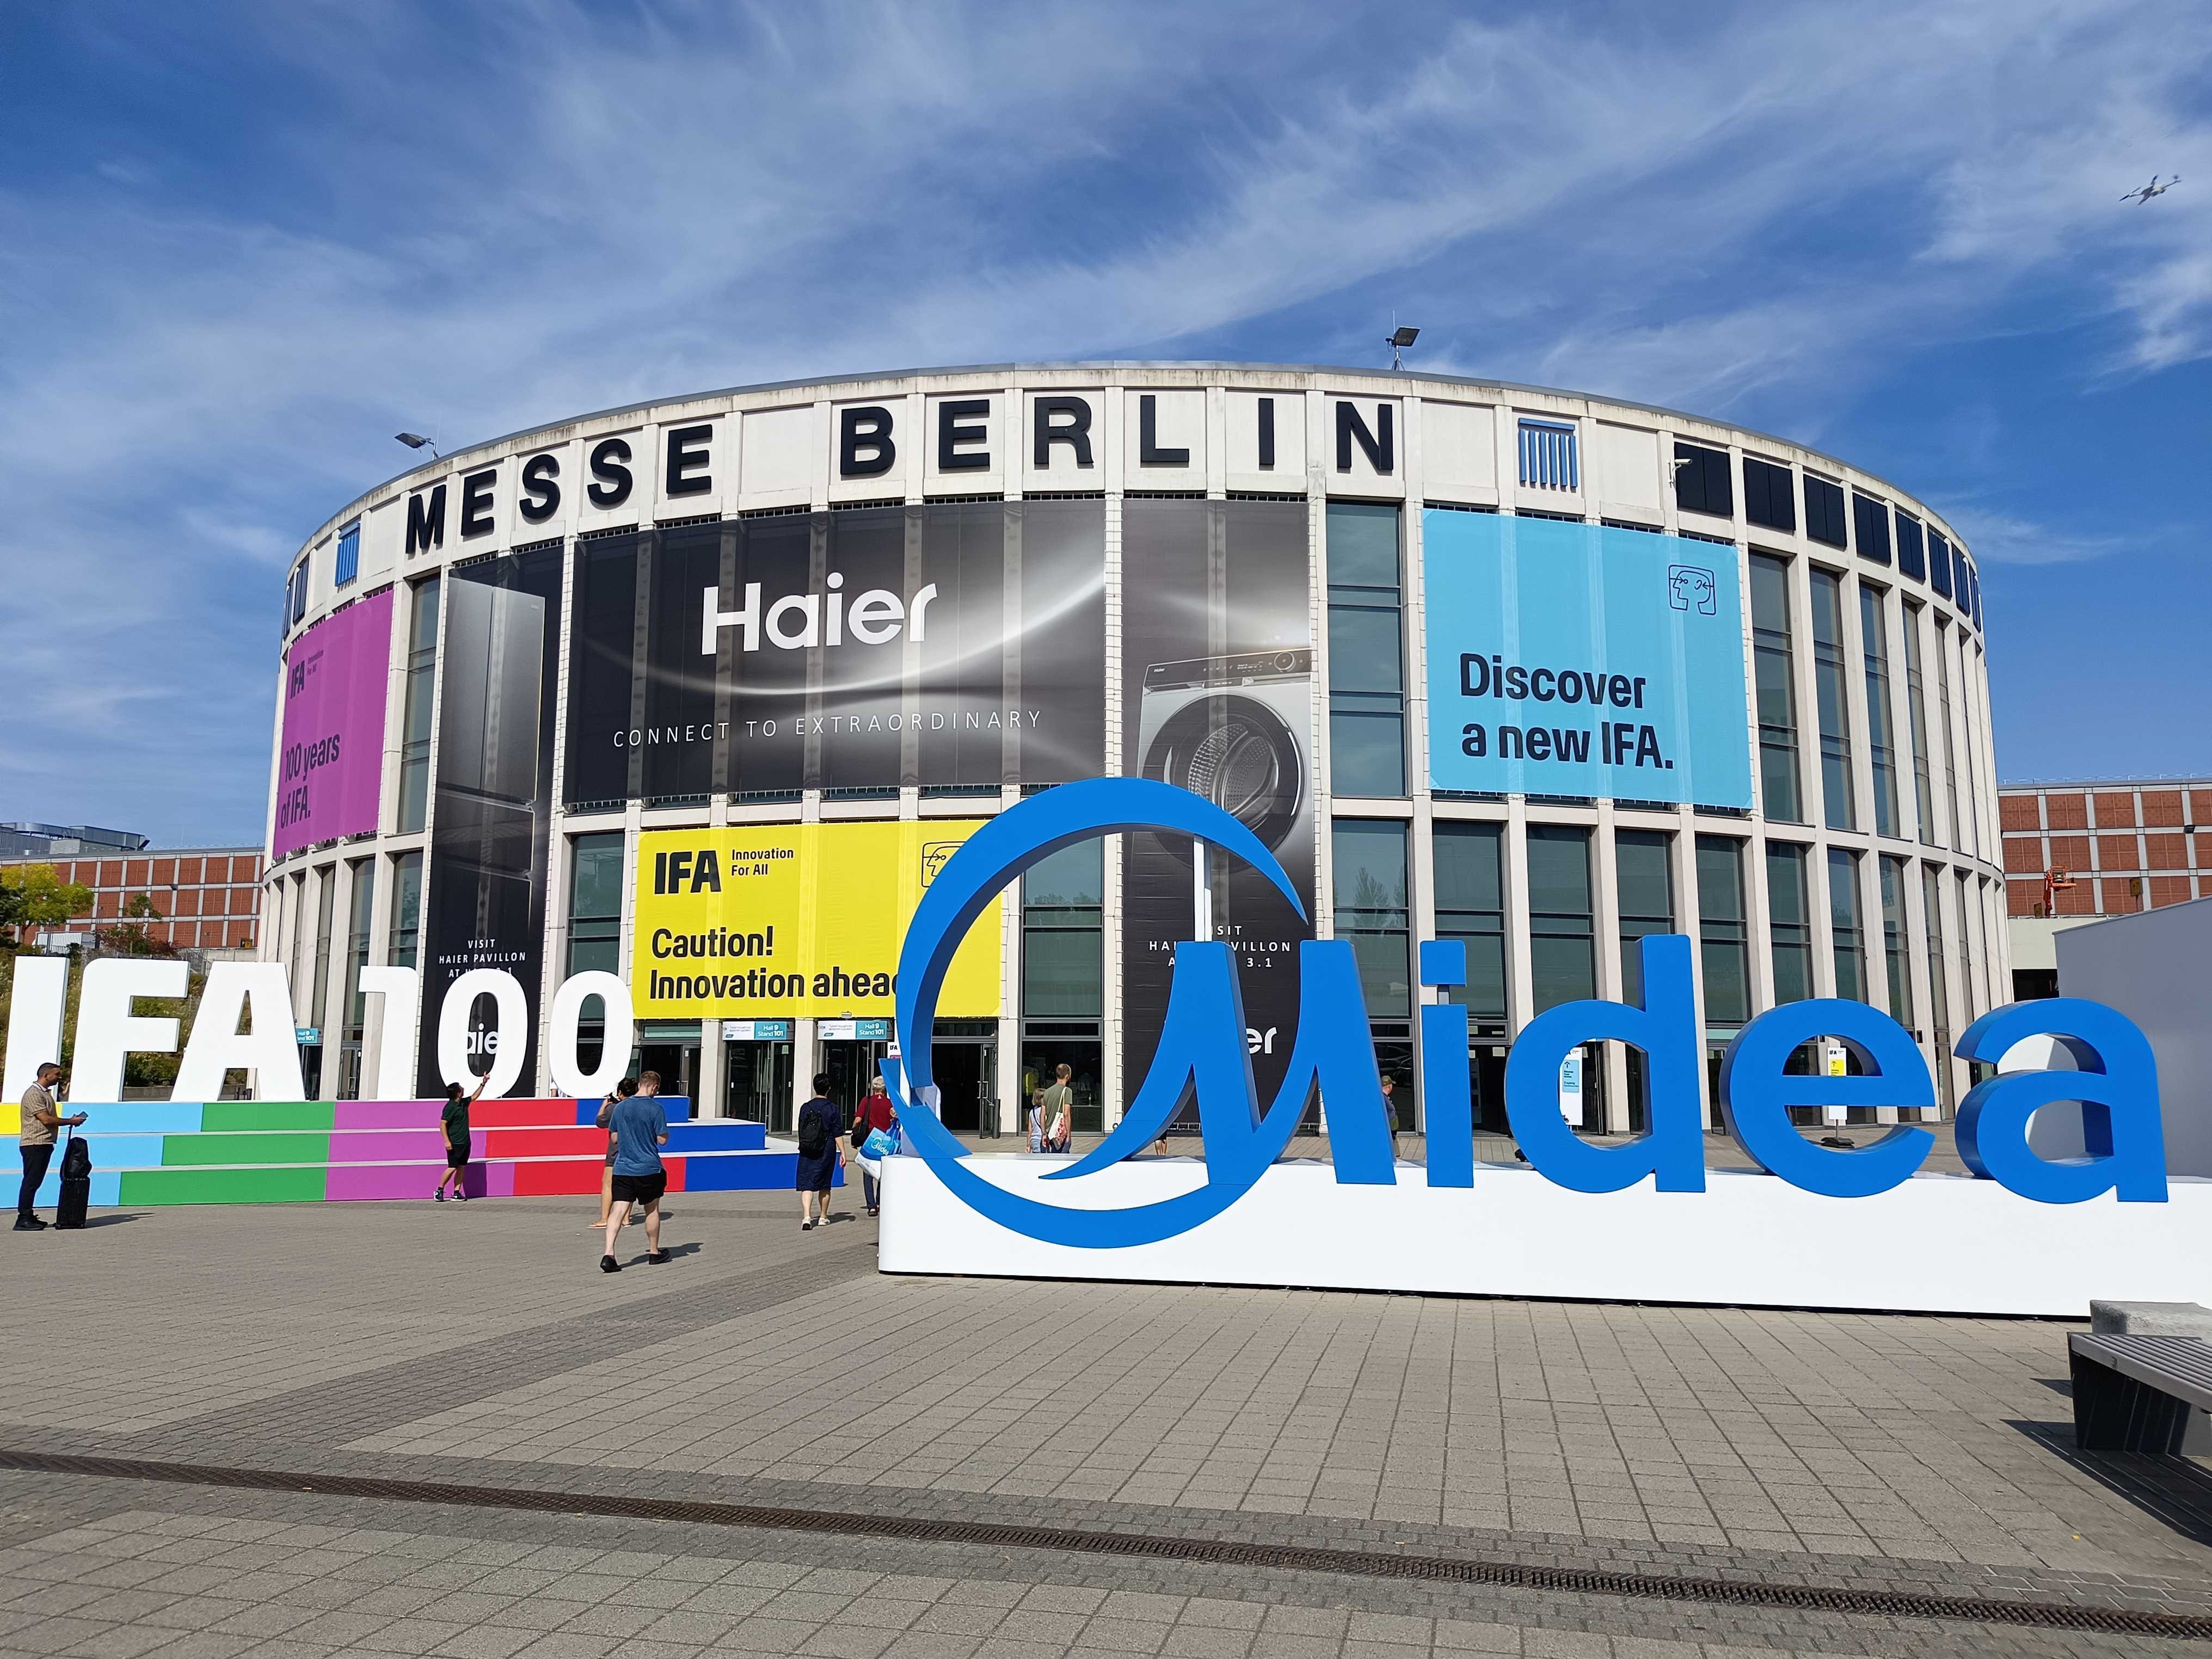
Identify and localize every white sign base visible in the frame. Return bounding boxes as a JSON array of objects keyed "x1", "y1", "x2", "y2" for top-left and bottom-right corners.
[{"x1": 877, "y1": 1155, "x2": 2212, "y2": 1318}]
